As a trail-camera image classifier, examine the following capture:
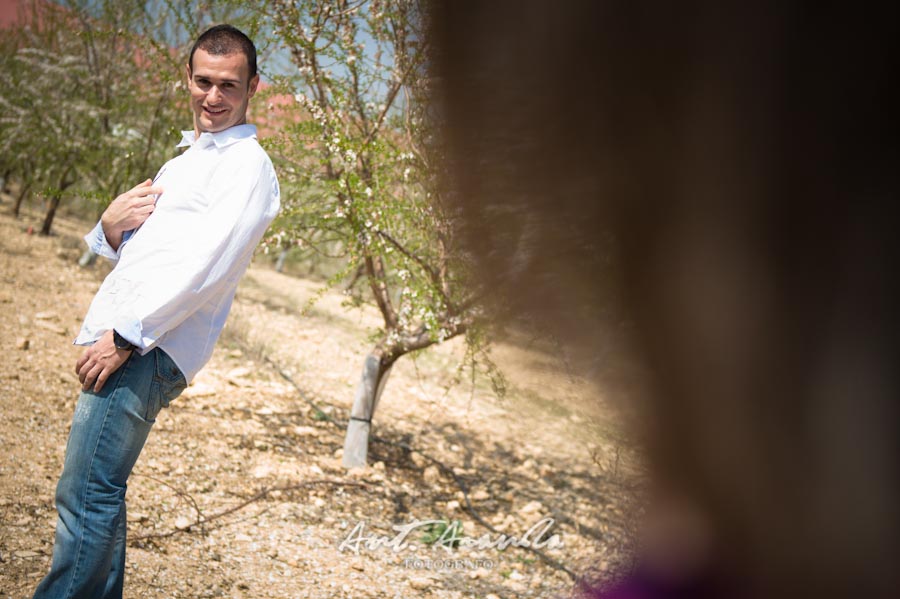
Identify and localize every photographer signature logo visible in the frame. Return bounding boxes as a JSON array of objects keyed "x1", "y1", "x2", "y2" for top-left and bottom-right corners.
[{"x1": 338, "y1": 516, "x2": 563, "y2": 555}]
